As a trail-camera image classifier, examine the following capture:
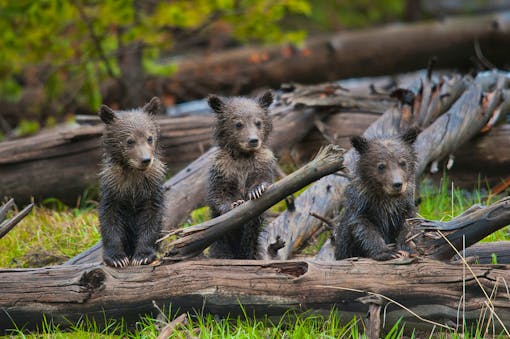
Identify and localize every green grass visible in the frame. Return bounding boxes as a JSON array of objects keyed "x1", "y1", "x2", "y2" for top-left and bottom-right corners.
[
  {"x1": 1, "y1": 177, "x2": 509, "y2": 338},
  {"x1": 418, "y1": 177, "x2": 509, "y2": 242},
  {"x1": 0, "y1": 204, "x2": 100, "y2": 268}
]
